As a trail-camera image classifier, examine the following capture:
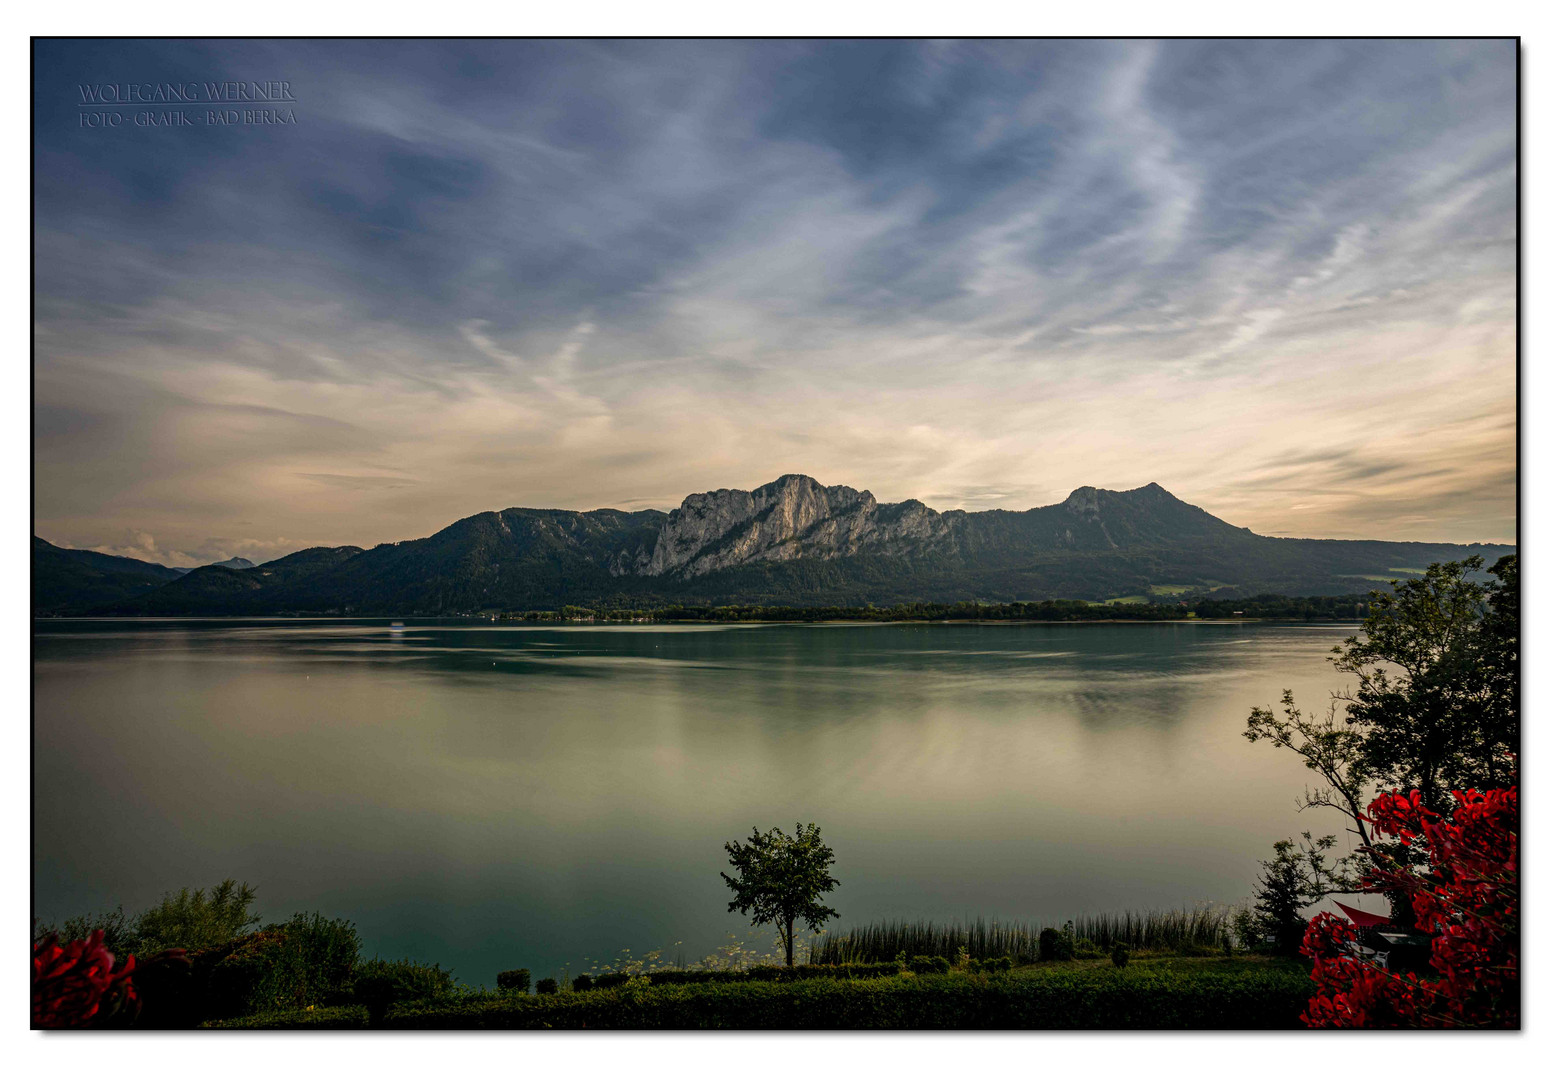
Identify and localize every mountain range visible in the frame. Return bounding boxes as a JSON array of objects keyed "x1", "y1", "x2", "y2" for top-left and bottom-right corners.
[{"x1": 33, "y1": 474, "x2": 1514, "y2": 616}]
